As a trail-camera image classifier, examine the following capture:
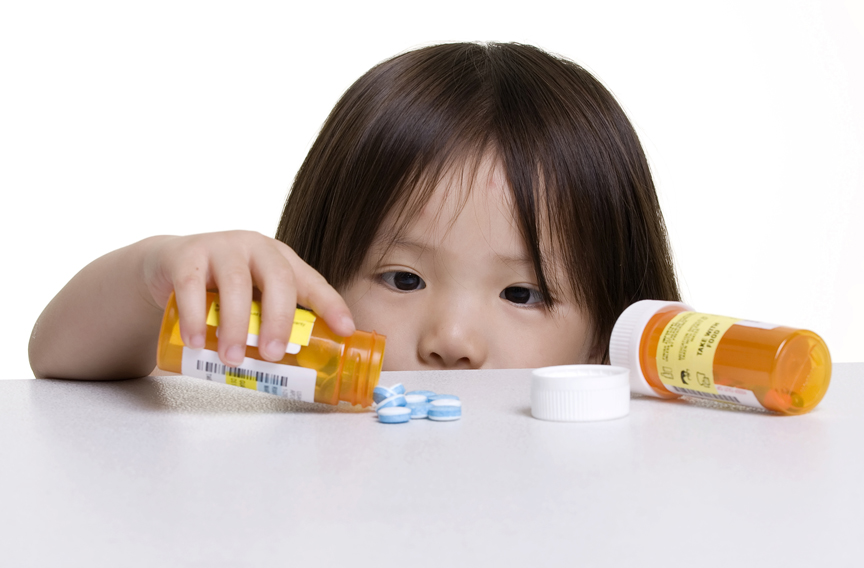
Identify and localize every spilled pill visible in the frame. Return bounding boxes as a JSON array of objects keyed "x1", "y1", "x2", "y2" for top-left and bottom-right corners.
[
  {"x1": 405, "y1": 390, "x2": 436, "y2": 399},
  {"x1": 376, "y1": 394, "x2": 407, "y2": 410},
  {"x1": 428, "y1": 394, "x2": 459, "y2": 402},
  {"x1": 427, "y1": 399, "x2": 462, "y2": 421},
  {"x1": 405, "y1": 394, "x2": 430, "y2": 419},
  {"x1": 373, "y1": 386, "x2": 395, "y2": 404},
  {"x1": 372, "y1": 386, "x2": 462, "y2": 423},
  {"x1": 377, "y1": 407, "x2": 411, "y2": 424},
  {"x1": 408, "y1": 404, "x2": 429, "y2": 419}
]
